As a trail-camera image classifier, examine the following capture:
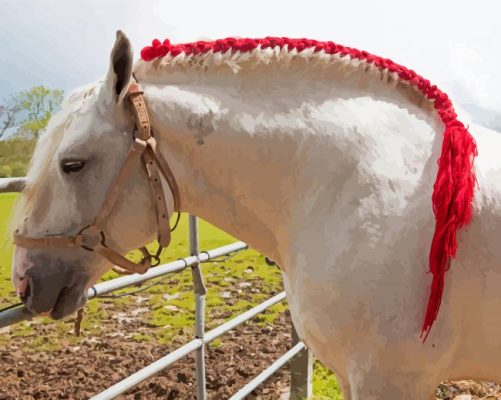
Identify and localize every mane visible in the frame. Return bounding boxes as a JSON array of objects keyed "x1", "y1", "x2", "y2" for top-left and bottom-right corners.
[
  {"x1": 141, "y1": 37, "x2": 477, "y2": 339},
  {"x1": 140, "y1": 36, "x2": 460, "y2": 116}
]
